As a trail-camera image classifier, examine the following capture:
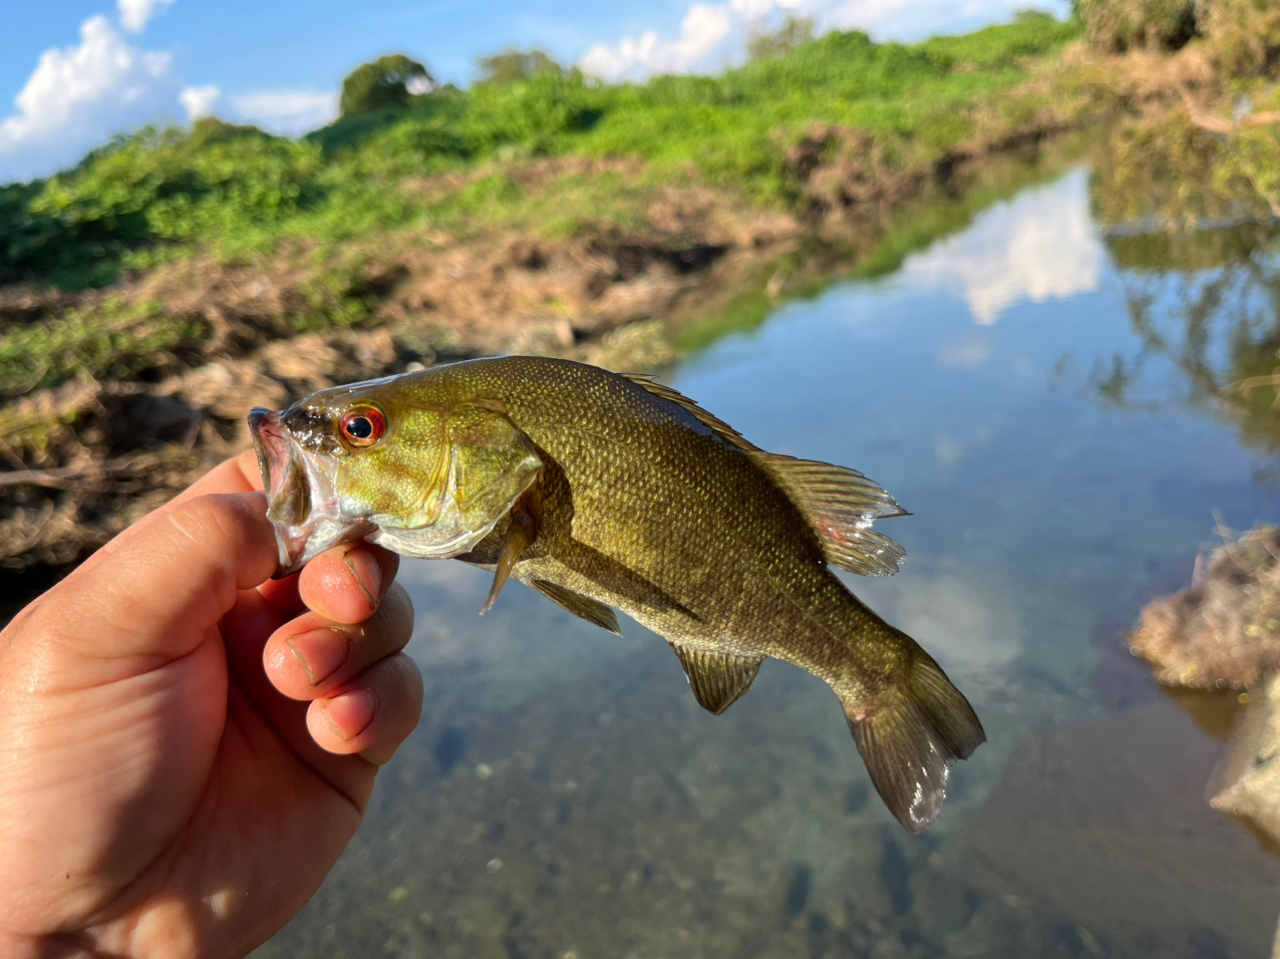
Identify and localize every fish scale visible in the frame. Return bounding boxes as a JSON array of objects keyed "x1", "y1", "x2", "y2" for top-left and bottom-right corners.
[{"x1": 249, "y1": 355, "x2": 985, "y2": 831}]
